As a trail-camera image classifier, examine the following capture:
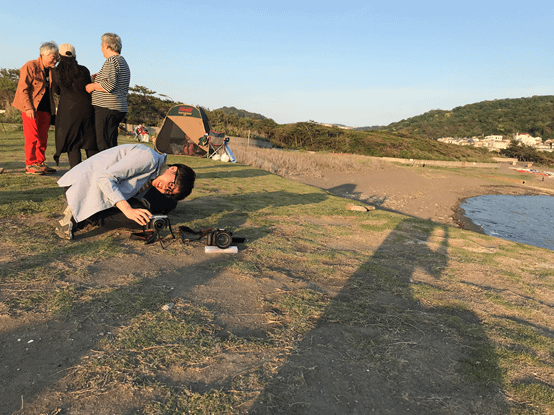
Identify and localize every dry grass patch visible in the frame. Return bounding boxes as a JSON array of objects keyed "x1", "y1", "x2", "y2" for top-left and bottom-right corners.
[{"x1": 232, "y1": 143, "x2": 387, "y2": 177}]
